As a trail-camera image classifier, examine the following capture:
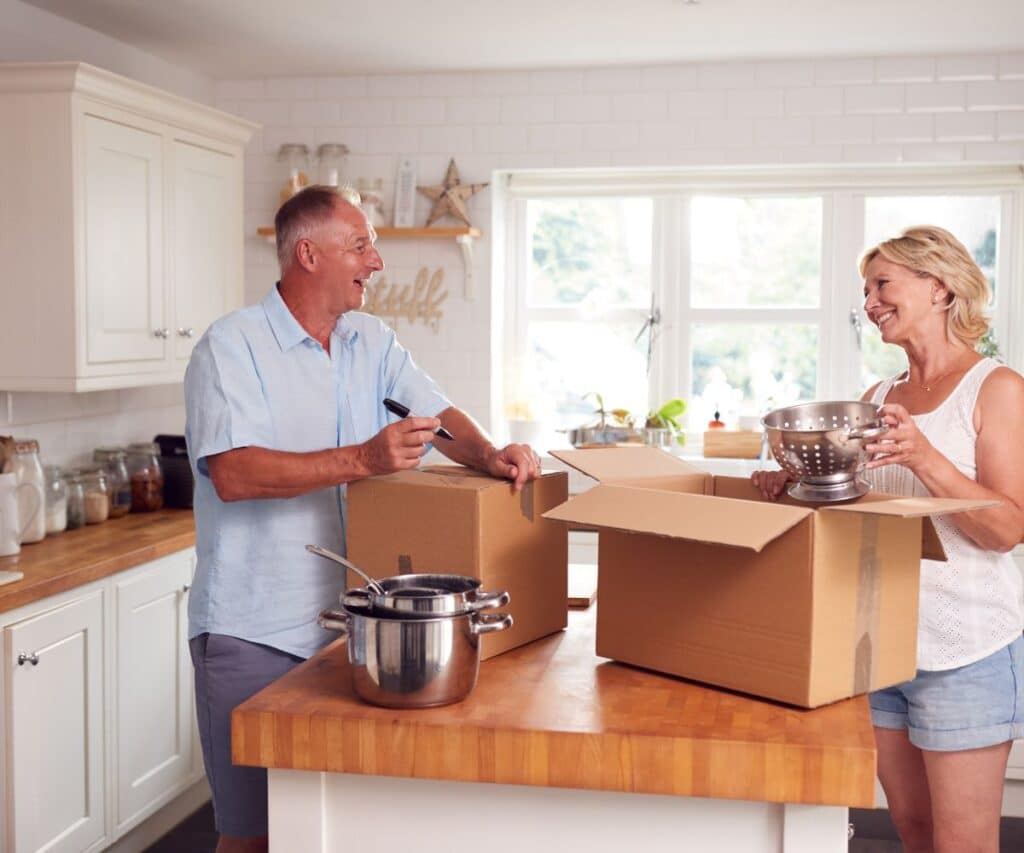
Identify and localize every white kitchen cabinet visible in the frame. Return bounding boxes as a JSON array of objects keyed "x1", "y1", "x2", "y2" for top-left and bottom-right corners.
[
  {"x1": 4, "y1": 590, "x2": 106, "y2": 853},
  {"x1": 0, "y1": 62, "x2": 254, "y2": 392},
  {"x1": 111, "y1": 550, "x2": 195, "y2": 835}
]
